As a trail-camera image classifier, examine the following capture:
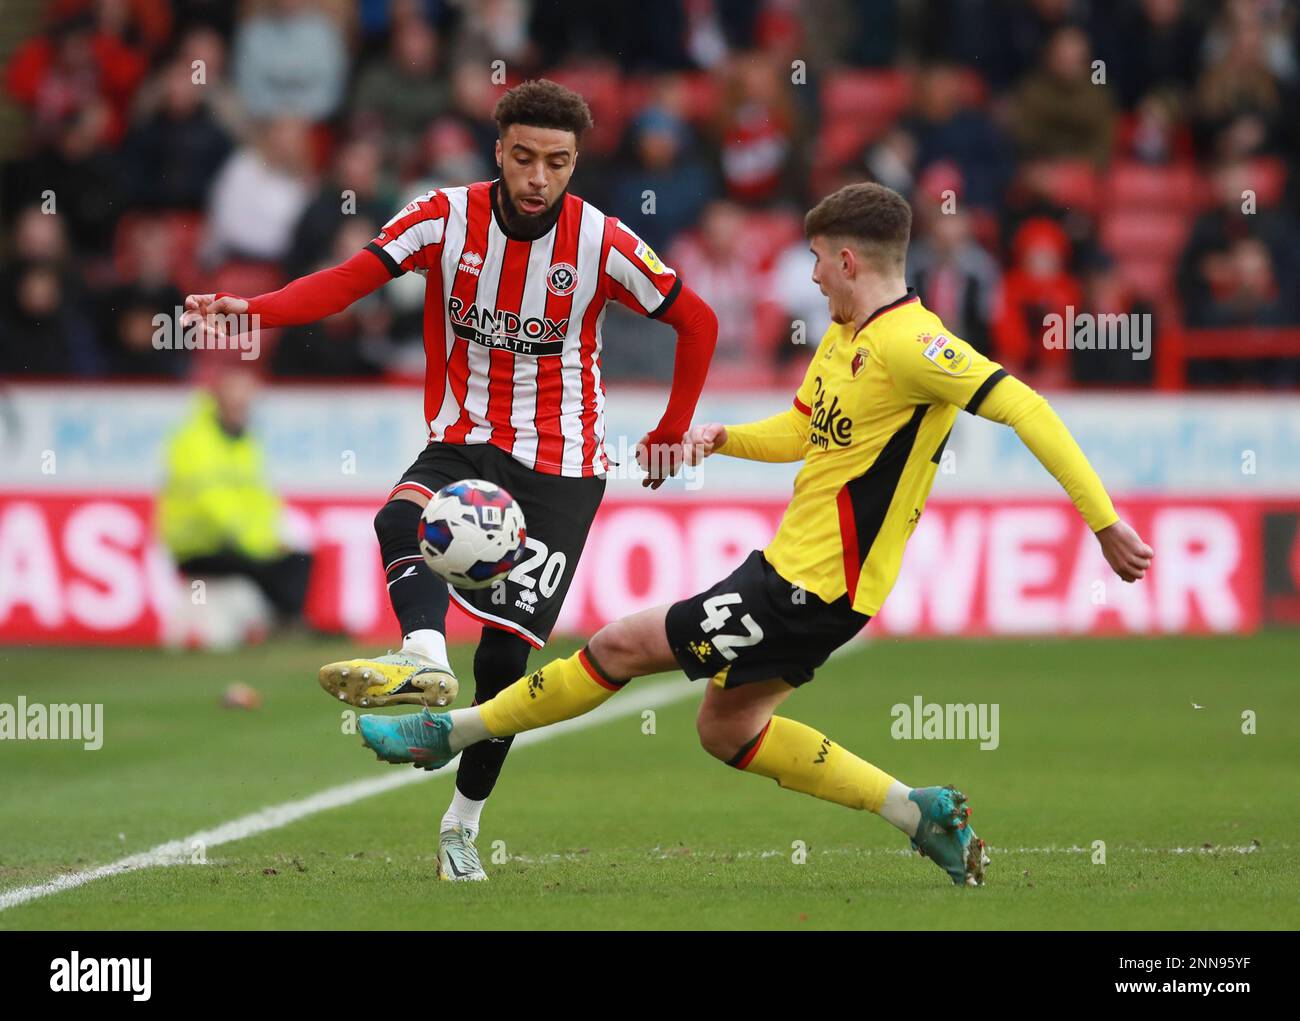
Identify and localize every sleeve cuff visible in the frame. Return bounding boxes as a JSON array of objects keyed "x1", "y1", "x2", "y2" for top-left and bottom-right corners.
[
  {"x1": 647, "y1": 276, "x2": 683, "y2": 320},
  {"x1": 964, "y1": 368, "x2": 1008, "y2": 416},
  {"x1": 365, "y1": 241, "x2": 403, "y2": 279}
]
